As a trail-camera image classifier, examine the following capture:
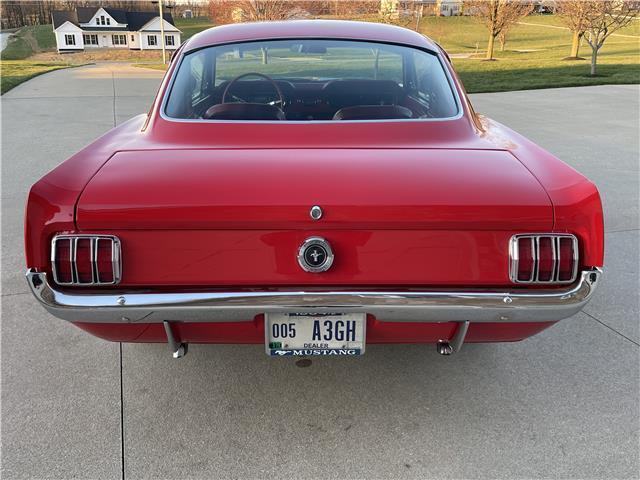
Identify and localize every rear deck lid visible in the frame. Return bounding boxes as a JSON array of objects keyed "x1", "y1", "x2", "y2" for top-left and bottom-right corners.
[{"x1": 76, "y1": 149, "x2": 553, "y2": 230}]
